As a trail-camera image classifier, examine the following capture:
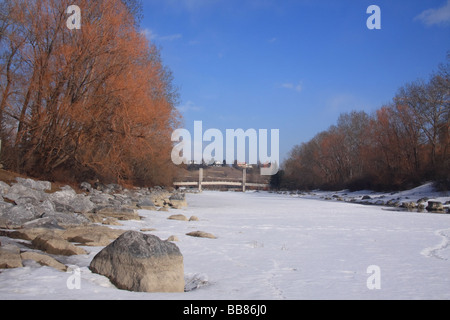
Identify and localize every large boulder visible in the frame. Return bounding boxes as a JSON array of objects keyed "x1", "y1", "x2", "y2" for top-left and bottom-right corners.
[{"x1": 89, "y1": 231, "x2": 184, "y2": 293}]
